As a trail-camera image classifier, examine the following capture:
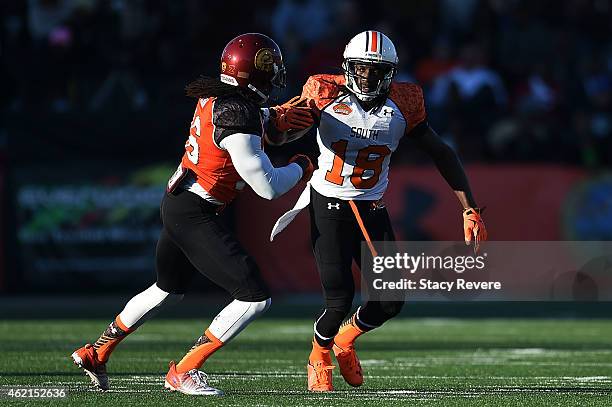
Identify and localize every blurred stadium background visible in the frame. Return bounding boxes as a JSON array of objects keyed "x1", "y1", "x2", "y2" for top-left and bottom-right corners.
[
  {"x1": 1, "y1": 0, "x2": 611, "y2": 304},
  {"x1": 1, "y1": 1, "x2": 612, "y2": 405}
]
